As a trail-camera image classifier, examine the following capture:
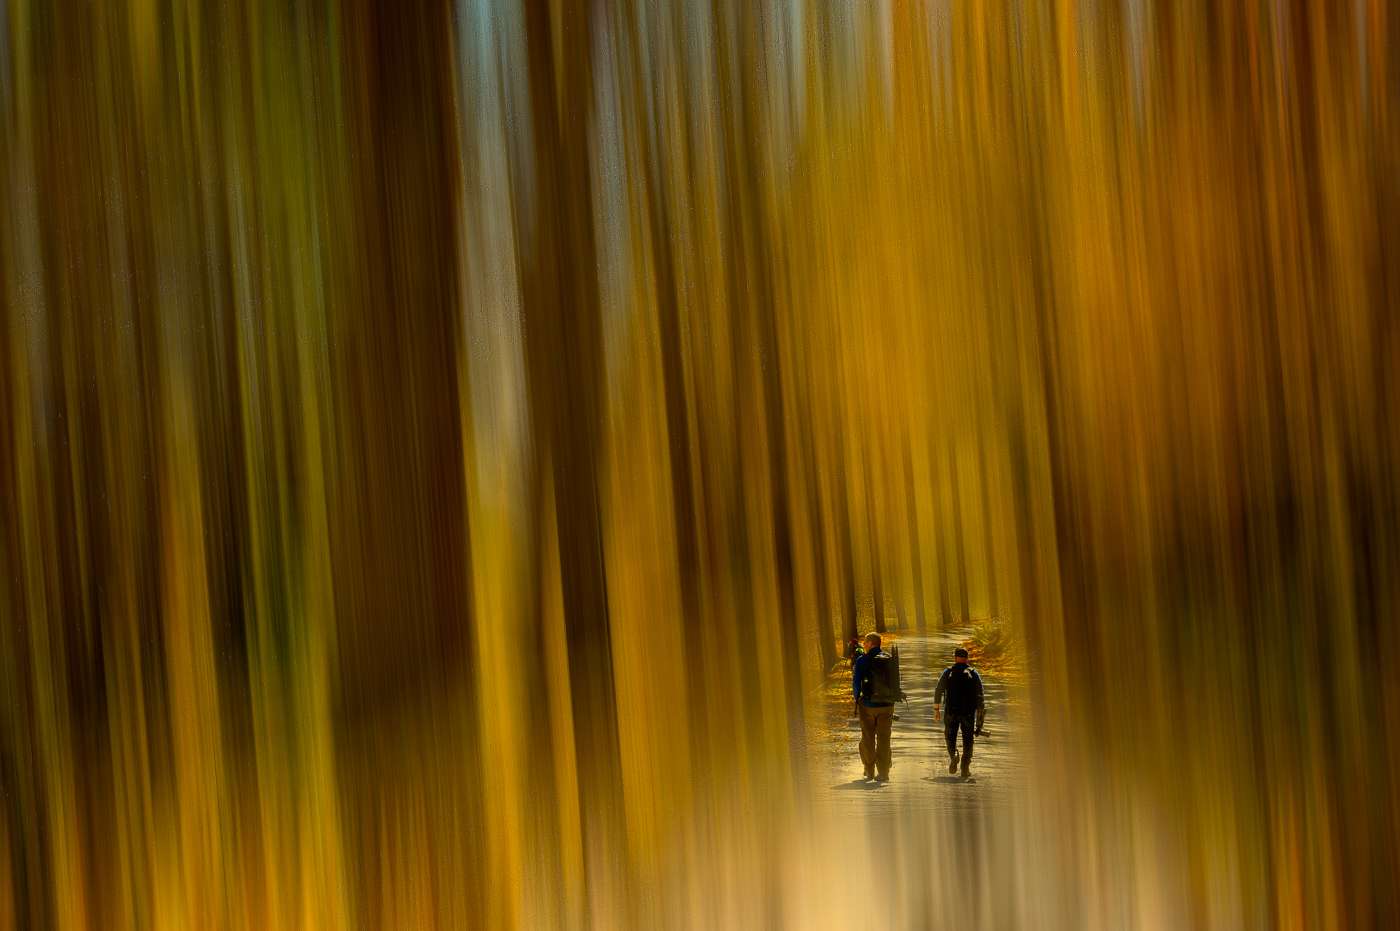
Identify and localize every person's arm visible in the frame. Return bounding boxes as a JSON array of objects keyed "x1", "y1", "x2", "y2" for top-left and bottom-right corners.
[
  {"x1": 852, "y1": 655, "x2": 865, "y2": 702},
  {"x1": 933, "y1": 668, "x2": 949, "y2": 721},
  {"x1": 974, "y1": 670, "x2": 986, "y2": 732}
]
